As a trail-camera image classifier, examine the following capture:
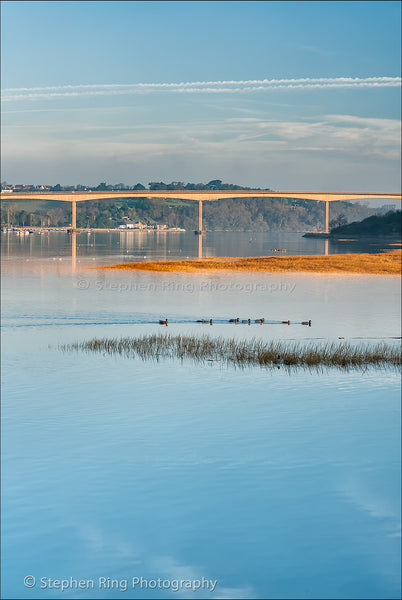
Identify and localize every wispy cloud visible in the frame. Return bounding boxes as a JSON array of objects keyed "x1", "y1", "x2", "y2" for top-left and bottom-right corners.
[
  {"x1": 3, "y1": 113, "x2": 399, "y2": 159},
  {"x1": 2, "y1": 77, "x2": 401, "y2": 101},
  {"x1": 3, "y1": 112, "x2": 400, "y2": 189},
  {"x1": 3, "y1": 114, "x2": 400, "y2": 159}
]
